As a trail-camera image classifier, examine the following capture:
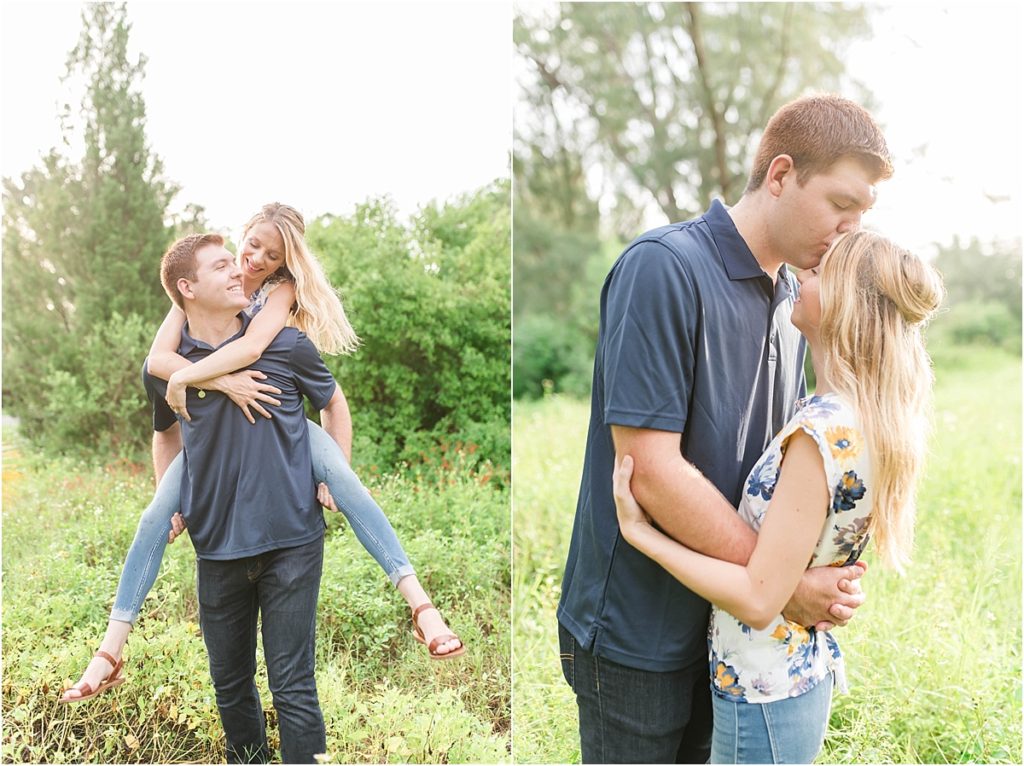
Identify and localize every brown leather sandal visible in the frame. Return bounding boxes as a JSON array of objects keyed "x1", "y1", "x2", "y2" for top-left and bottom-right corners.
[
  {"x1": 411, "y1": 603, "x2": 466, "y2": 660},
  {"x1": 58, "y1": 650, "x2": 125, "y2": 703}
]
